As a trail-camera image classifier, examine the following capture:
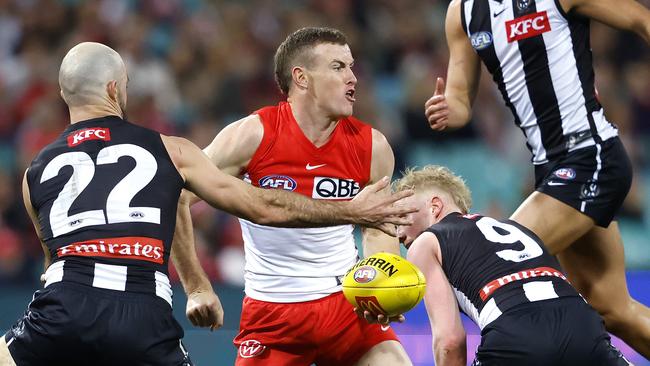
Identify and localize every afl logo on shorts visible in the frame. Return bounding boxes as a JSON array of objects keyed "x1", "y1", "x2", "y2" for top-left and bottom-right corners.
[
  {"x1": 239, "y1": 340, "x2": 266, "y2": 358},
  {"x1": 470, "y1": 32, "x2": 493, "y2": 50},
  {"x1": 354, "y1": 266, "x2": 377, "y2": 283},
  {"x1": 259, "y1": 175, "x2": 297, "y2": 191},
  {"x1": 553, "y1": 168, "x2": 576, "y2": 180}
]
